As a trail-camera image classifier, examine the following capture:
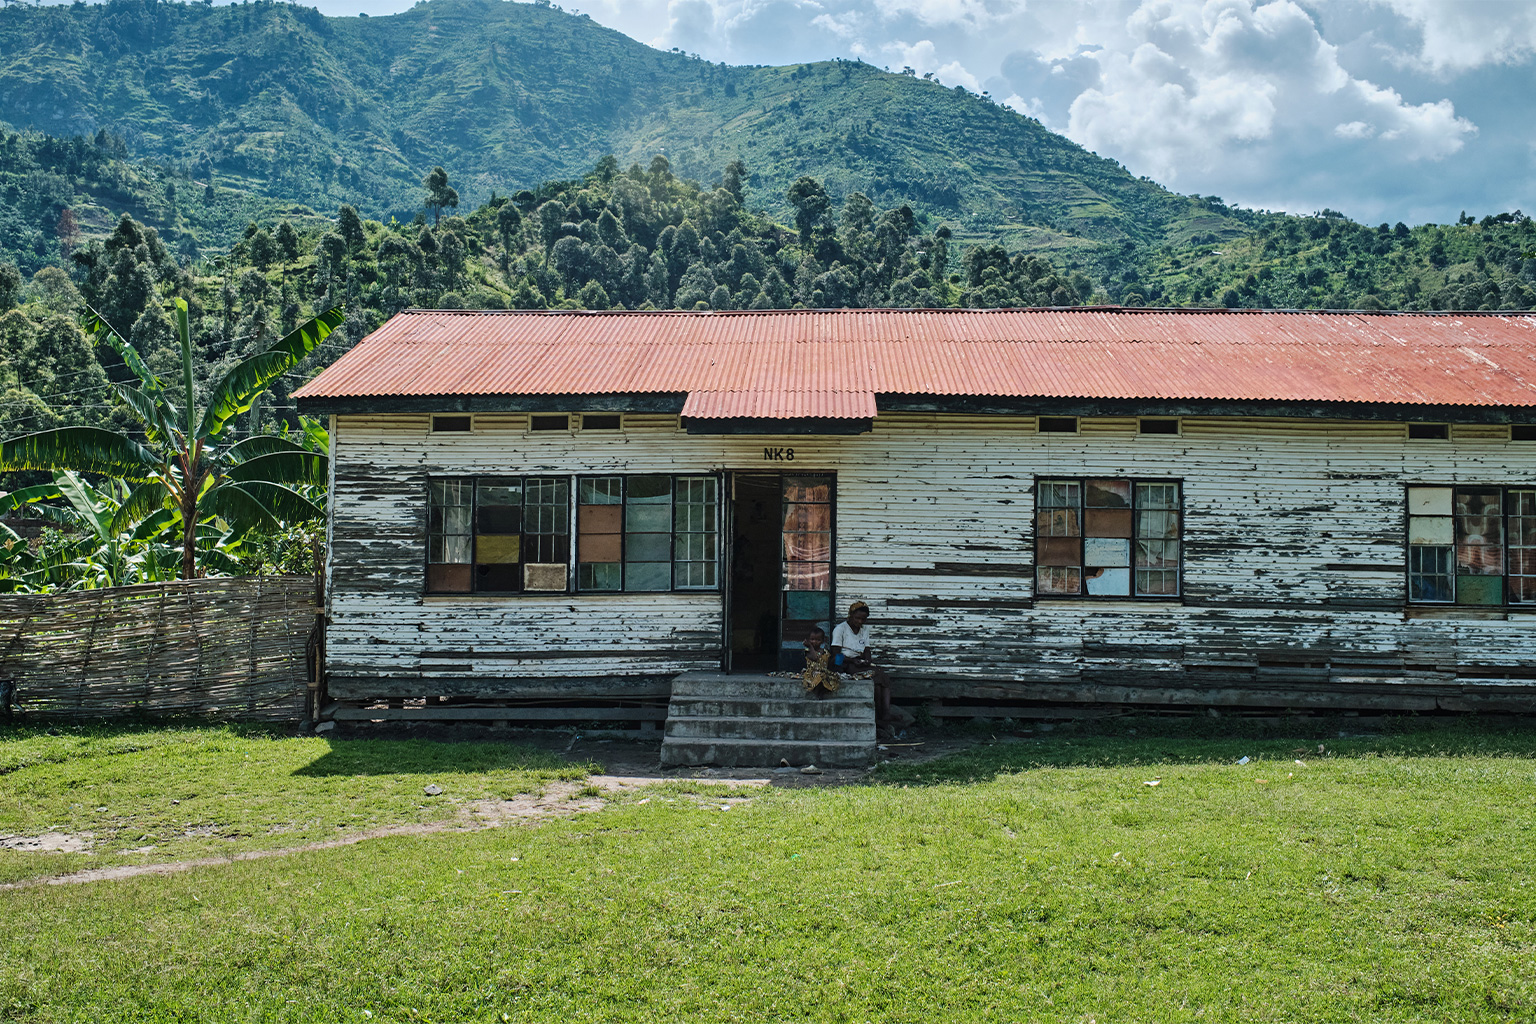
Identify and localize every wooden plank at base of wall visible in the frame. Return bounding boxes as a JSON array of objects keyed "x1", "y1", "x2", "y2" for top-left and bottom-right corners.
[
  {"x1": 329, "y1": 705, "x2": 667, "y2": 722},
  {"x1": 888, "y1": 676, "x2": 1446, "y2": 711},
  {"x1": 326, "y1": 676, "x2": 675, "y2": 701}
]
